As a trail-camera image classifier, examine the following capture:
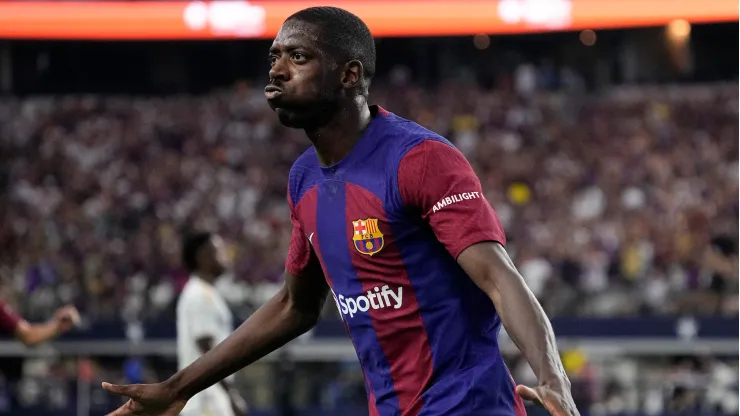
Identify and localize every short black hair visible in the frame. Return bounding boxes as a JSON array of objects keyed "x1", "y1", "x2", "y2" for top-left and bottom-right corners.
[
  {"x1": 287, "y1": 7, "x2": 376, "y2": 91},
  {"x1": 181, "y1": 231, "x2": 212, "y2": 273}
]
